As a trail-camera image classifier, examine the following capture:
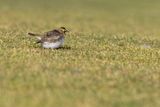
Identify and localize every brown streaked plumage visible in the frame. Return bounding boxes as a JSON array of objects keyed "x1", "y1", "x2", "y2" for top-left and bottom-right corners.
[{"x1": 28, "y1": 27, "x2": 69, "y2": 48}]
